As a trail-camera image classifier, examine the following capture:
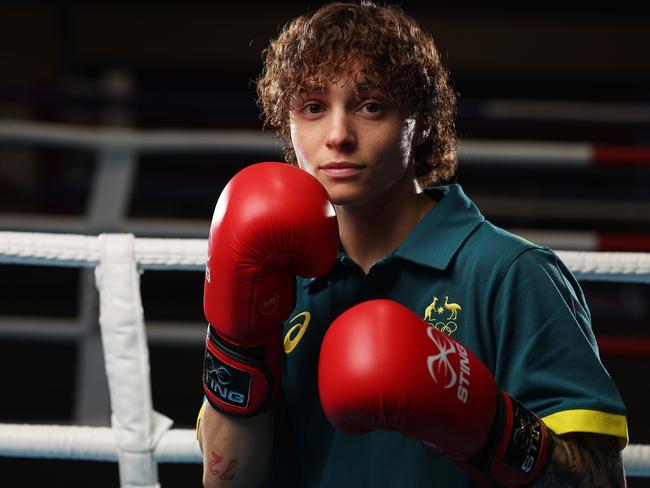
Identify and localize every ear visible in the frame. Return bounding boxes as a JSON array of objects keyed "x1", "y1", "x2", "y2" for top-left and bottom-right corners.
[
  {"x1": 415, "y1": 130, "x2": 430, "y2": 145},
  {"x1": 414, "y1": 115, "x2": 430, "y2": 145}
]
